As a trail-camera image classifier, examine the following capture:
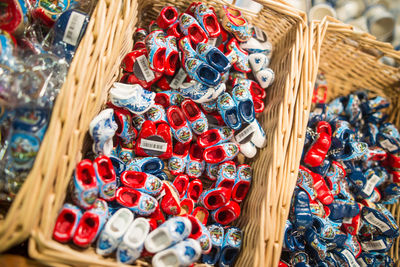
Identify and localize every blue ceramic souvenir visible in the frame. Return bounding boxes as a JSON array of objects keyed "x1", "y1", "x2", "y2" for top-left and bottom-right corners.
[{"x1": 217, "y1": 92, "x2": 241, "y2": 130}]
